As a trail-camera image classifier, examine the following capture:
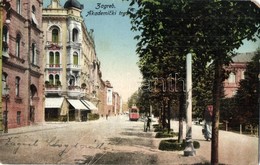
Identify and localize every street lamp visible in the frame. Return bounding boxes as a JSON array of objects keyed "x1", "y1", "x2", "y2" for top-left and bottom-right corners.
[{"x1": 3, "y1": 84, "x2": 9, "y2": 133}]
